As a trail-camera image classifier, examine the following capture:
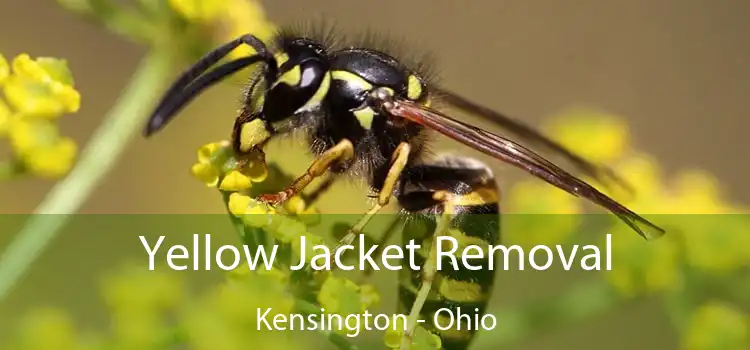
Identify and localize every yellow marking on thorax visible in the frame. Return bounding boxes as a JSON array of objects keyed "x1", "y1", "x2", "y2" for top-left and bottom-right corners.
[
  {"x1": 354, "y1": 107, "x2": 376, "y2": 129},
  {"x1": 331, "y1": 70, "x2": 373, "y2": 90},
  {"x1": 275, "y1": 65, "x2": 301, "y2": 87},
  {"x1": 407, "y1": 75, "x2": 423, "y2": 100},
  {"x1": 300, "y1": 72, "x2": 330, "y2": 110},
  {"x1": 451, "y1": 187, "x2": 500, "y2": 206},
  {"x1": 239, "y1": 119, "x2": 270, "y2": 152}
]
